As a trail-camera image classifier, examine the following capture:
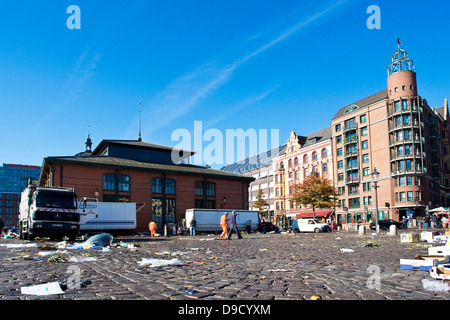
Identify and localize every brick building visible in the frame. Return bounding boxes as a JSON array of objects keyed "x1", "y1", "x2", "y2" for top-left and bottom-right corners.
[
  {"x1": 331, "y1": 44, "x2": 450, "y2": 225},
  {"x1": 39, "y1": 139, "x2": 254, "y2": 232},
  {"x1": 272, "y1": 127, "x2": 334, "y2": 227}
]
